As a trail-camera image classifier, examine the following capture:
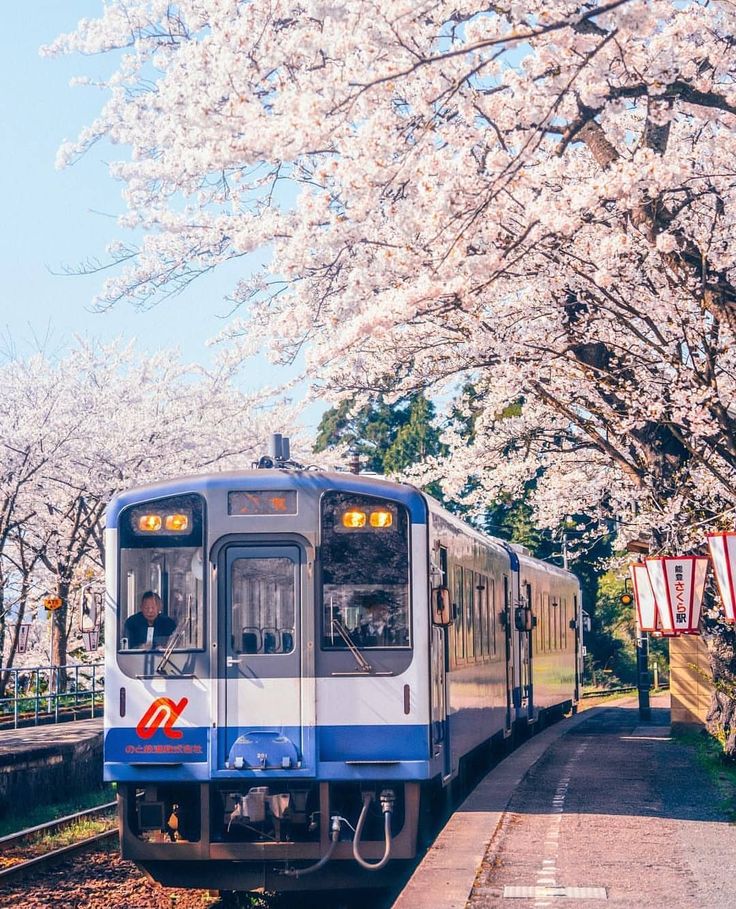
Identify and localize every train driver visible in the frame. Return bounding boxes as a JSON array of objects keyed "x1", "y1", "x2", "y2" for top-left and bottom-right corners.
[
  {"x1": 123, "y1": 590, "x2": 176, "y2": 649},
  {"x1": 357, "y1": 599, "x2": 397, "y2": 646}
]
